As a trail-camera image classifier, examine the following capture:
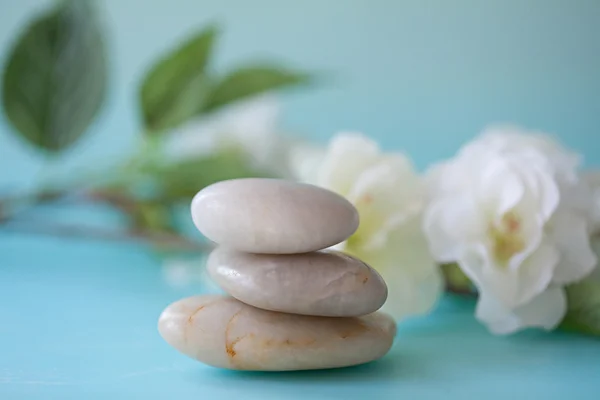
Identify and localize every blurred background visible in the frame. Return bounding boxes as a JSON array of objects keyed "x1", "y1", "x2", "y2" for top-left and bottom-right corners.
[
  {"x1": 1, "y1": 2, "x2": 600, "y2": 396},
  {"x1": 1, "y1": 0, "x2": 599, "y2": 249},
  {"x1": 2, "y1": 0, "x2": 599, "y2": 192}
]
